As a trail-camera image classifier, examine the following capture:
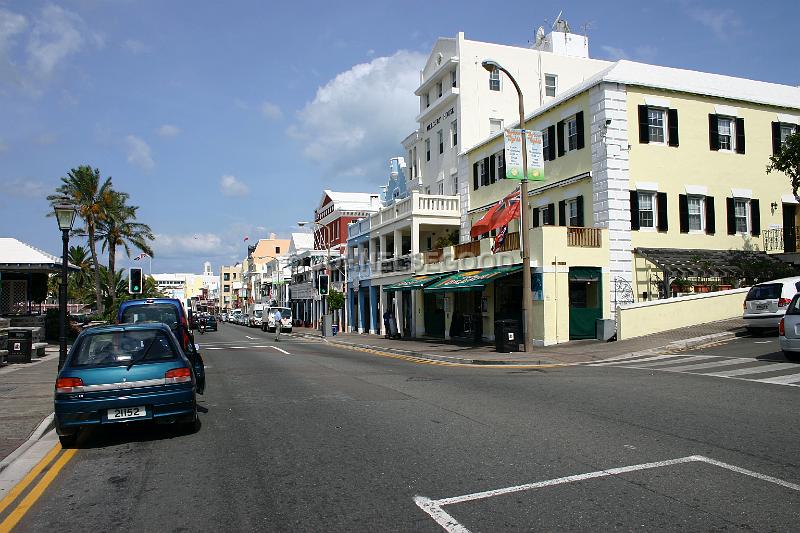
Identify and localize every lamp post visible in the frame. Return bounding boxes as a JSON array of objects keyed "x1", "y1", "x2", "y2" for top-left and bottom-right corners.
[
  {"x1": 297, "y1": 220, "x2": 332, "y2": 324},
  {"x1": 481, "y1": 59, "x2": 535, "y2": 352},
  {"x1": 53, "y1": 199, "x2": 77, "y2": 369}
]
